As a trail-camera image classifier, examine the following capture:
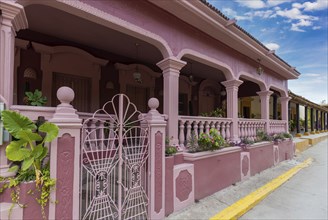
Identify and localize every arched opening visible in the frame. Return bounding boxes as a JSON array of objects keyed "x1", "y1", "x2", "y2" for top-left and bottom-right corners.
[
  {"x1": 178, "y1": 57, "x2": 227, "y2": 116},
  {"x1": 269, "y1": 89, "x2": 282, "y2": 120},
  {"x1": 238, "y1": 79, "x2": 262, "y2": 119},
  {"x1": 14, "y1": 3, "x2": 166, "y2": 112}
]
